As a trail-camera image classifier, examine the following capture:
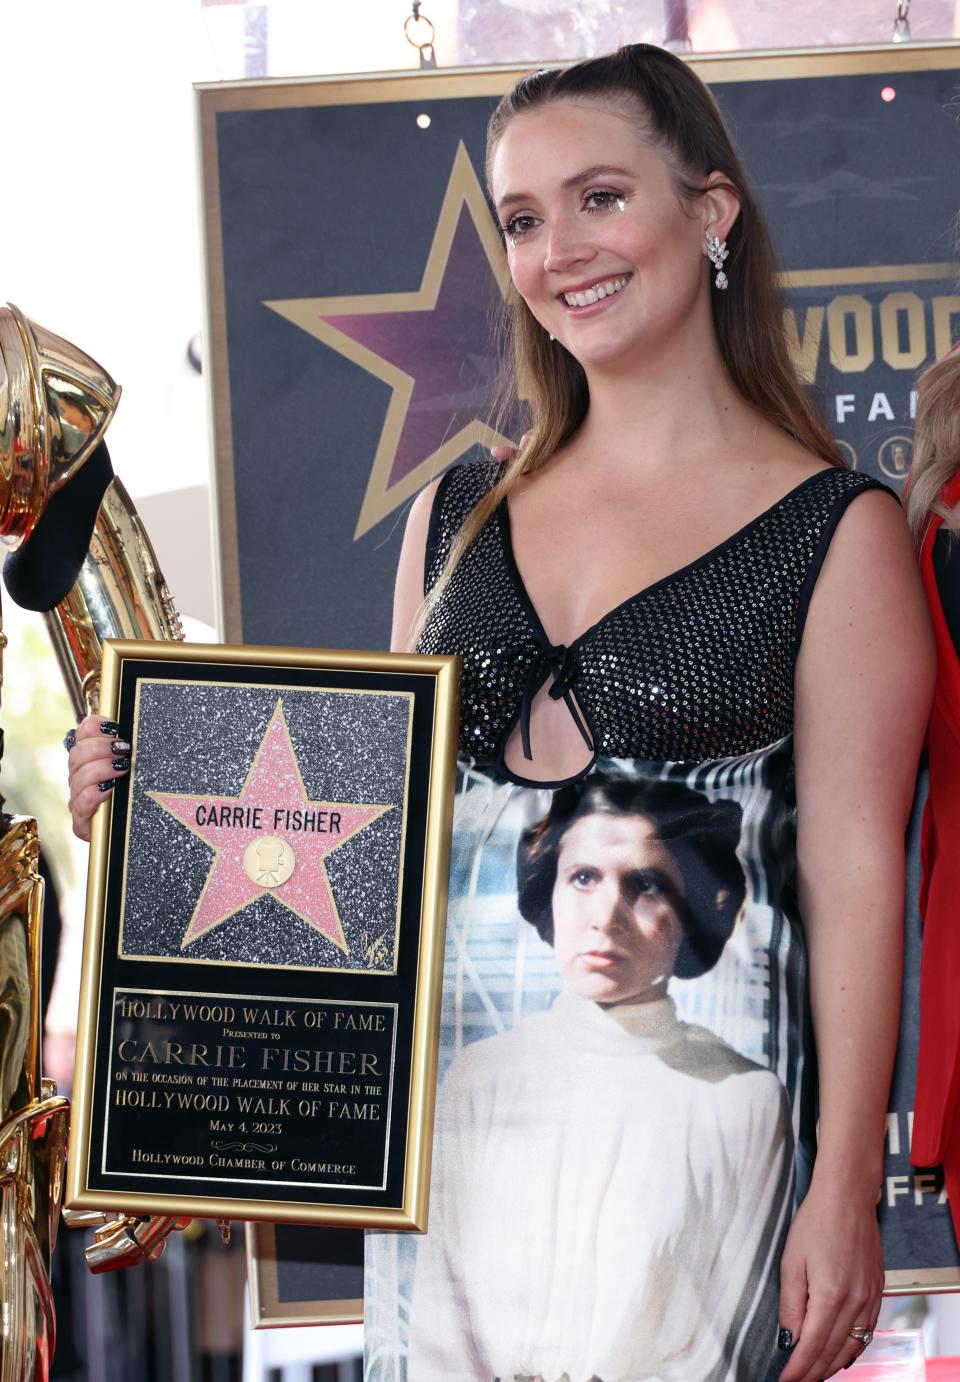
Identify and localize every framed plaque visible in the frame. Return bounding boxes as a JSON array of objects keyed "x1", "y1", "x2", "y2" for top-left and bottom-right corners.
[
  {"x1": 66, "y1": 639, "x2": 458, "y2": 1230},
  {"x1": 246, "y1": 1222, "x2": 363, "y2": 1327}
]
